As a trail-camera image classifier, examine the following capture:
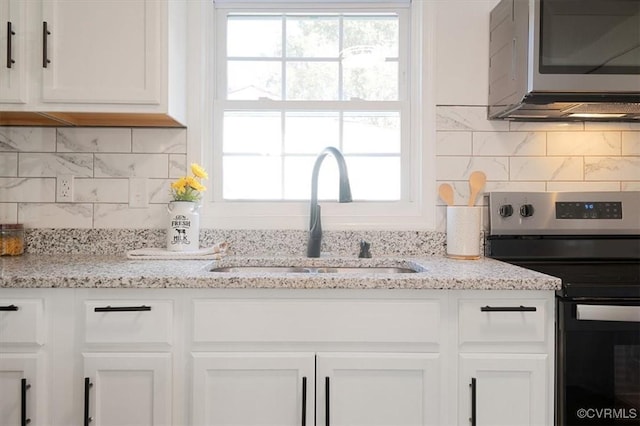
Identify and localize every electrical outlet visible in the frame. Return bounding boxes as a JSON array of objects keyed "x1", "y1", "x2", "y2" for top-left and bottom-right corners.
[
  {"x1": 129, "y1": 178, "x2": 148, "y2": 208},
  {"x1": 57, "y1": 175, "x2": 74, "y2": 202}
]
